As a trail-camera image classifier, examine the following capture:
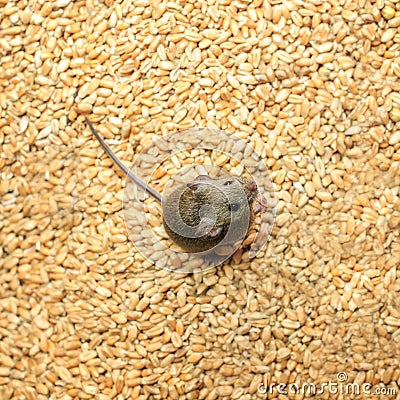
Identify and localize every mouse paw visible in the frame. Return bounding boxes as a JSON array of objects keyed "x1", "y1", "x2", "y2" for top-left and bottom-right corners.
[{"x1": 196, "y1": 218, "x2": 223, "y2": 238}]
